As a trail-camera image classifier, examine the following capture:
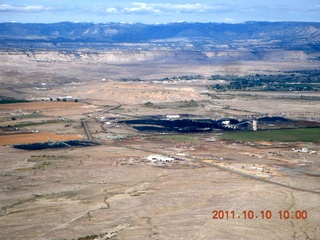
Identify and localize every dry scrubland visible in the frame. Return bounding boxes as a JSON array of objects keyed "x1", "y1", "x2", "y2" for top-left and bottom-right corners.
[{"x1": 0, "y1": 59, "x2": 320, "y2": 240}]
